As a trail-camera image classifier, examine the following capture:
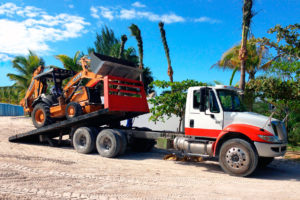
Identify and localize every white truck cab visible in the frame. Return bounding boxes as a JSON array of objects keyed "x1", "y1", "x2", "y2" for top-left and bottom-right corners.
[{"x1": 174, "y1": 85, "x2": 287, "y2": 176}]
